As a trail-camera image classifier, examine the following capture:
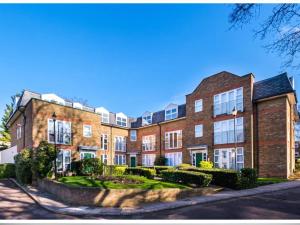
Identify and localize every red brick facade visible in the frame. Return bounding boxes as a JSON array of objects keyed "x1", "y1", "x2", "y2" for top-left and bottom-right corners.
[{"x1": 8, "y1": 71, "x2": 298, "y2": 178}]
